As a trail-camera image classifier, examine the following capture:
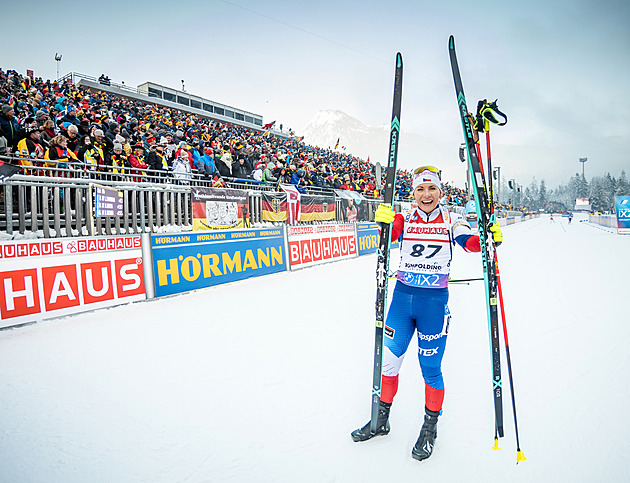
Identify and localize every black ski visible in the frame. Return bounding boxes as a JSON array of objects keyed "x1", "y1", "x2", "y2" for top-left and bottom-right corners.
[
  {"x1": 370, "y1": 52, "x2": 403, "y2": 436},
  {"x1": 448, "y1": 36, "x2": 504, "y2": 439}
]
